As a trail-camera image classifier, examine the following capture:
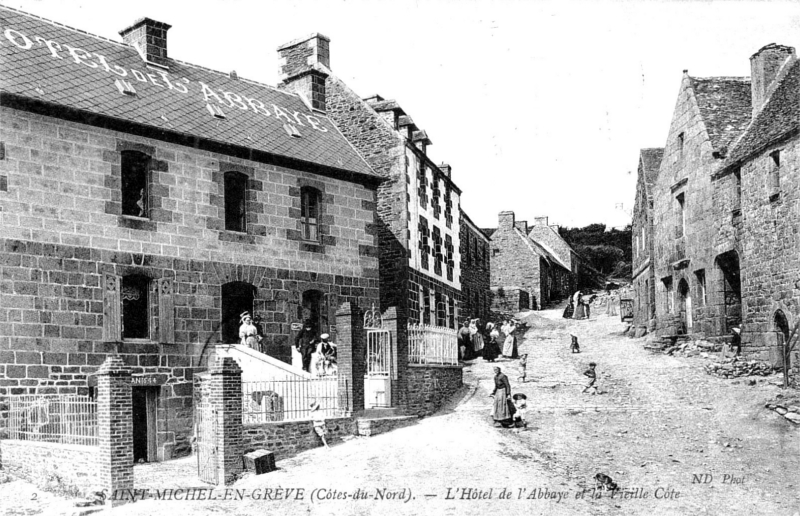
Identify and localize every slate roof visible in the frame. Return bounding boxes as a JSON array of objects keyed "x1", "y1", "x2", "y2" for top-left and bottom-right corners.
[
  {"x1": 639, "y1": 148, "x2": 664, "y2": 187},
  {"x1": 481, "y1": 228, "x2": 497, "y2": 238},
  {"x1": 0, "y1": 6, "x2": 376, "y2": 179},
  {"x1": 727, "y1": 59, "x2": 800, "y2": 165},
  {"x1": 690, "y1": 76, "x2": 752, "y2": 154}
]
